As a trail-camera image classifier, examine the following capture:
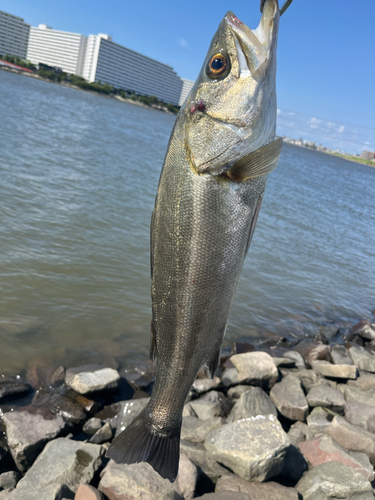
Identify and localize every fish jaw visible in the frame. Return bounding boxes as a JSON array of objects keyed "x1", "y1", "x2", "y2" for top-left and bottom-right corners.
[{"x1": 184, "y1": 0, "x2": 280, "y2": 175}]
